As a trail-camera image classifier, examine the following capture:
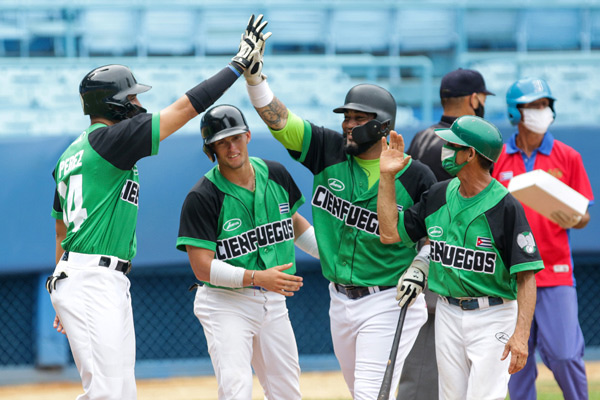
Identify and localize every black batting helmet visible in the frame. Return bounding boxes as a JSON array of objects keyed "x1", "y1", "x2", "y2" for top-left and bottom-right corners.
[
  {"x1": 333, "y1": 83, "x2": 397, "y2": 144},
  {"x1": 79, "y1": 64, "x2": 151, "y2": 122},
  {"x1": 201, "y1": 105, "x2": 250, "y2": 162}
]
